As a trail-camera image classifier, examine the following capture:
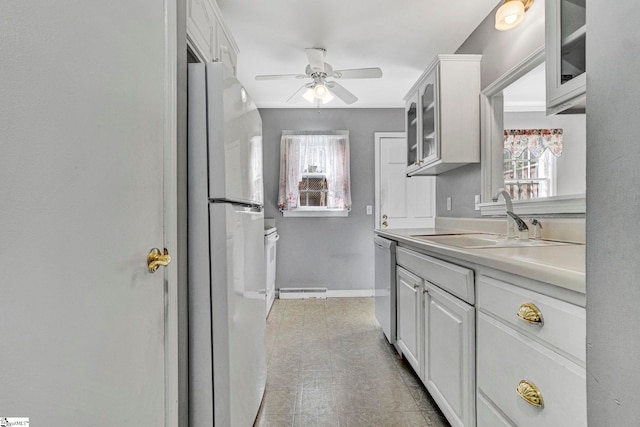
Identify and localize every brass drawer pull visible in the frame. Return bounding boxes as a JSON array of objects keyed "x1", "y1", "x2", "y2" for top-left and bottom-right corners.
[
  {"x1": 517, "y1": 303, "x2": 544, "y2": 325},
  {"x1": 516, "y1": 379, "x2": 544, "y2": 408}
]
